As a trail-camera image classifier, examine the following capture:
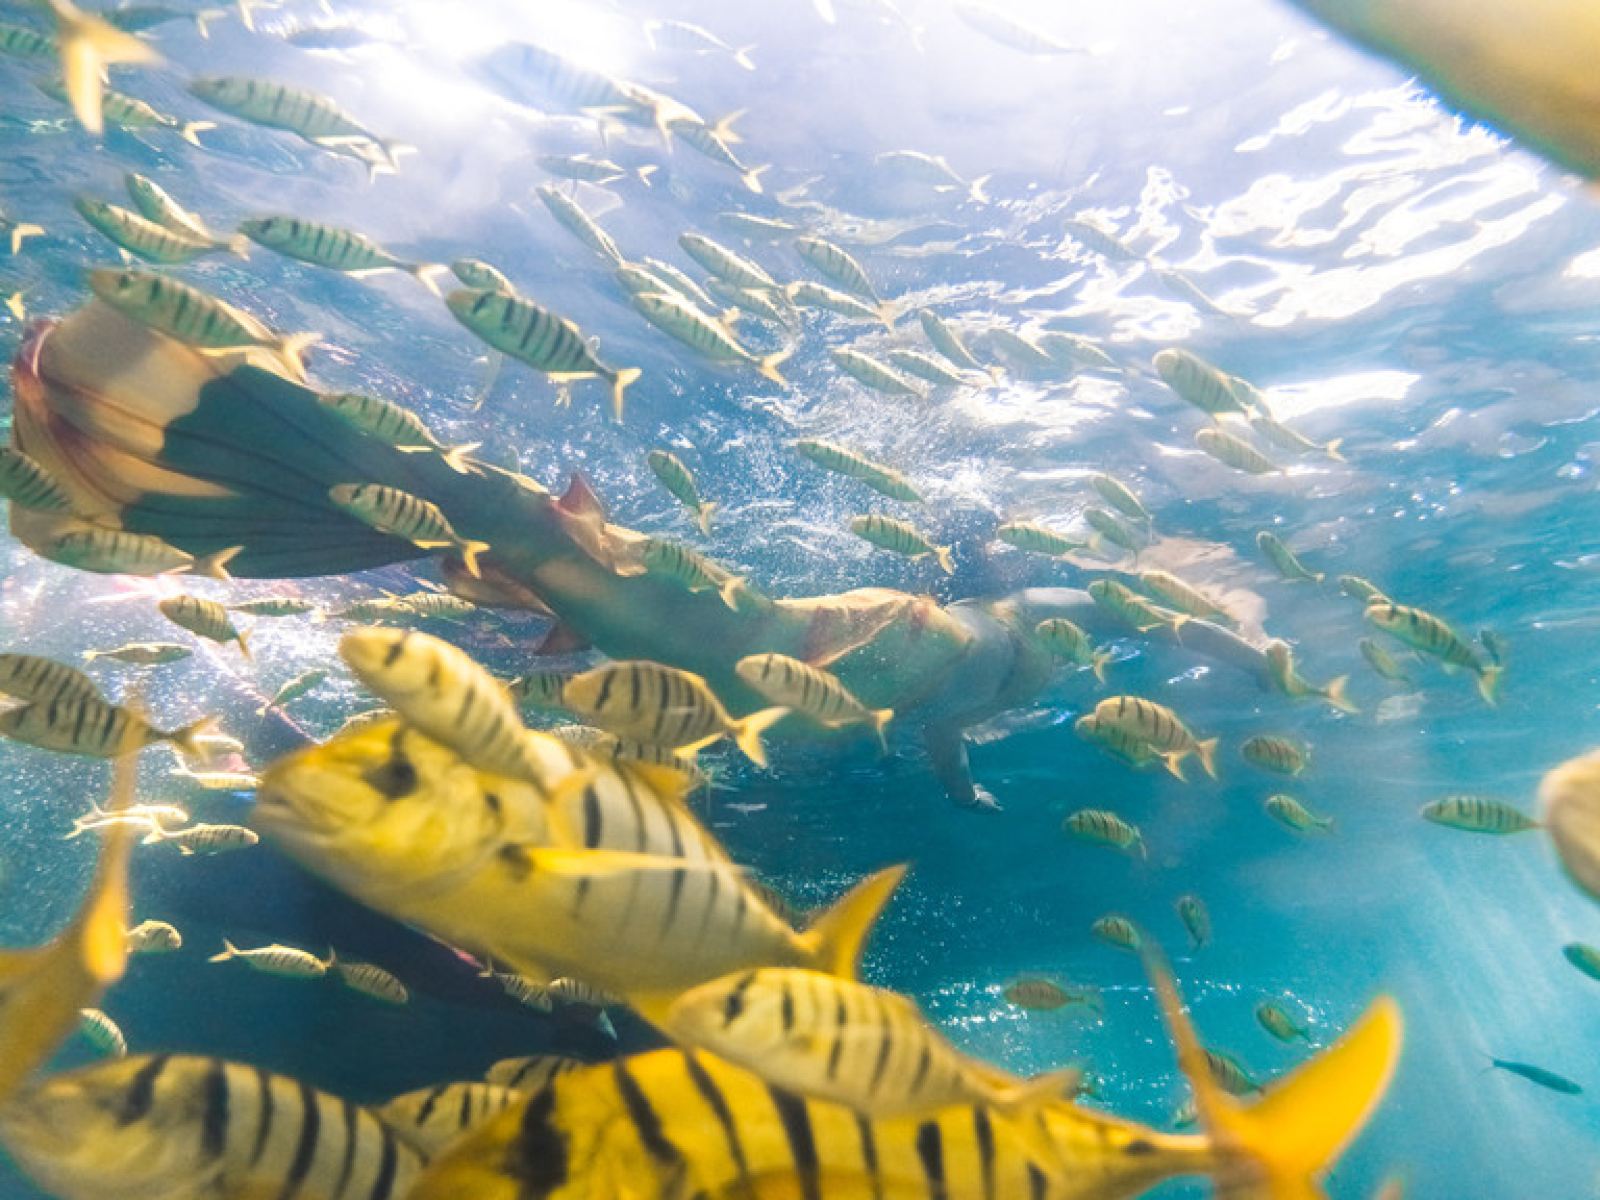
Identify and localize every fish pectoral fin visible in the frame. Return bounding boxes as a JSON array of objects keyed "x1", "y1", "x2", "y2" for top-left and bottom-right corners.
[{"x1": 800, "y1": 864, "x2": 907, "y2": 980}]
